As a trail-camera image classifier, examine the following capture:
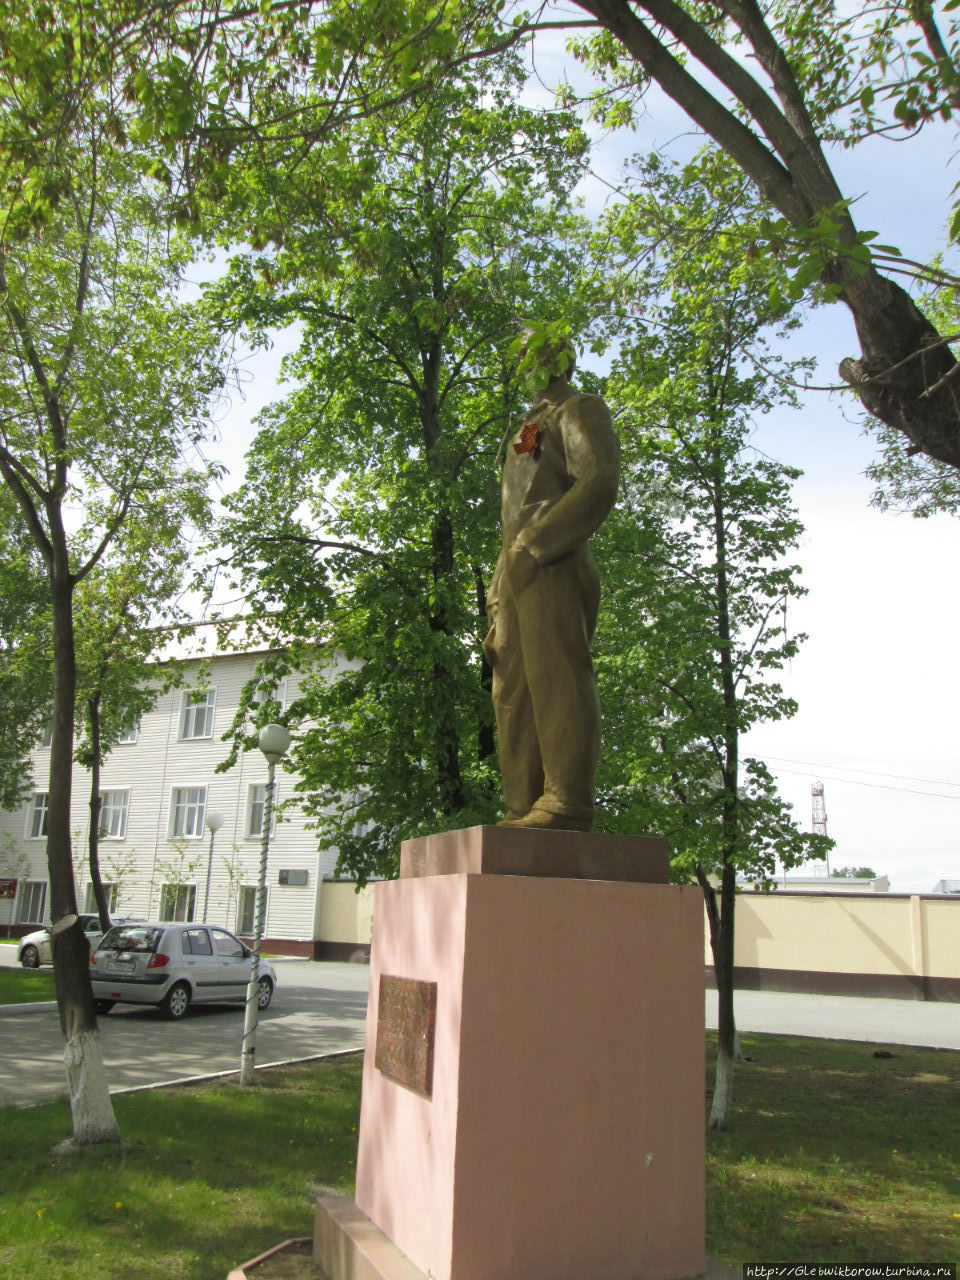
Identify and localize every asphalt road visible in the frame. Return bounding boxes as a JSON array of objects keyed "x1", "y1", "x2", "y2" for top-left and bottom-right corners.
[
  {"x1": 0, "y1": 953, "x2": 371, "y2": 1107},
  {"x1": 3, "y1": 942, "x2": 959, "y2": 1108}
]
